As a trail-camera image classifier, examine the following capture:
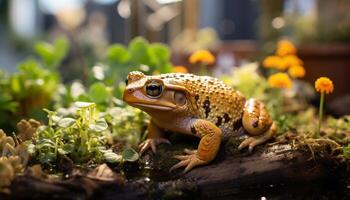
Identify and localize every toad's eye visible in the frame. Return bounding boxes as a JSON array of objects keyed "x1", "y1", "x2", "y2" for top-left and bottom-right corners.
[{"x1": 146, "y1": 81, "x2": 163, "y2": 97}]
